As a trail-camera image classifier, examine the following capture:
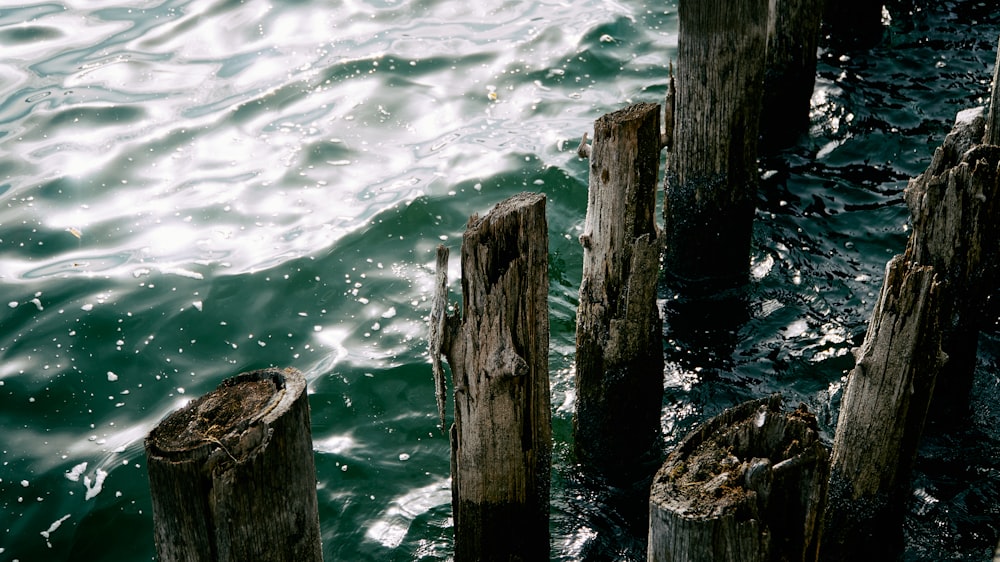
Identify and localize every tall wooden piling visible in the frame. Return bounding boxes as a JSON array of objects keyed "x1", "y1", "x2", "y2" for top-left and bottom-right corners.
[
  {"x1": 574, "y1": 102, "x2": 664, "y2": 479},
  {"x1": 822, "y1": 257, "x2": 945, "y2": 560},
  {"x1": 904, "y1": 103, "x2": 1000, "y2": 419},
  {"x1": 823, "y1": 0, "x2": 882, "y2": 48},
  {"x1": 986, "y1": 36, "x2": 1000, "y2": 146},
  {"x1": 663, "y1": 0, "x2": 769, "y2": 287},
  {"x1": 145, "y1": 367, "x2": 323, "y2": 562},
  {"x1": 761, "y1": 0, "x2": 824, "y2": 149},
  {"x1": 648, "y1": 395, "x2": 829, "y2": 562},
  {"x1": 431, "y1": 192, "x2": 552, "y2": 562}
]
